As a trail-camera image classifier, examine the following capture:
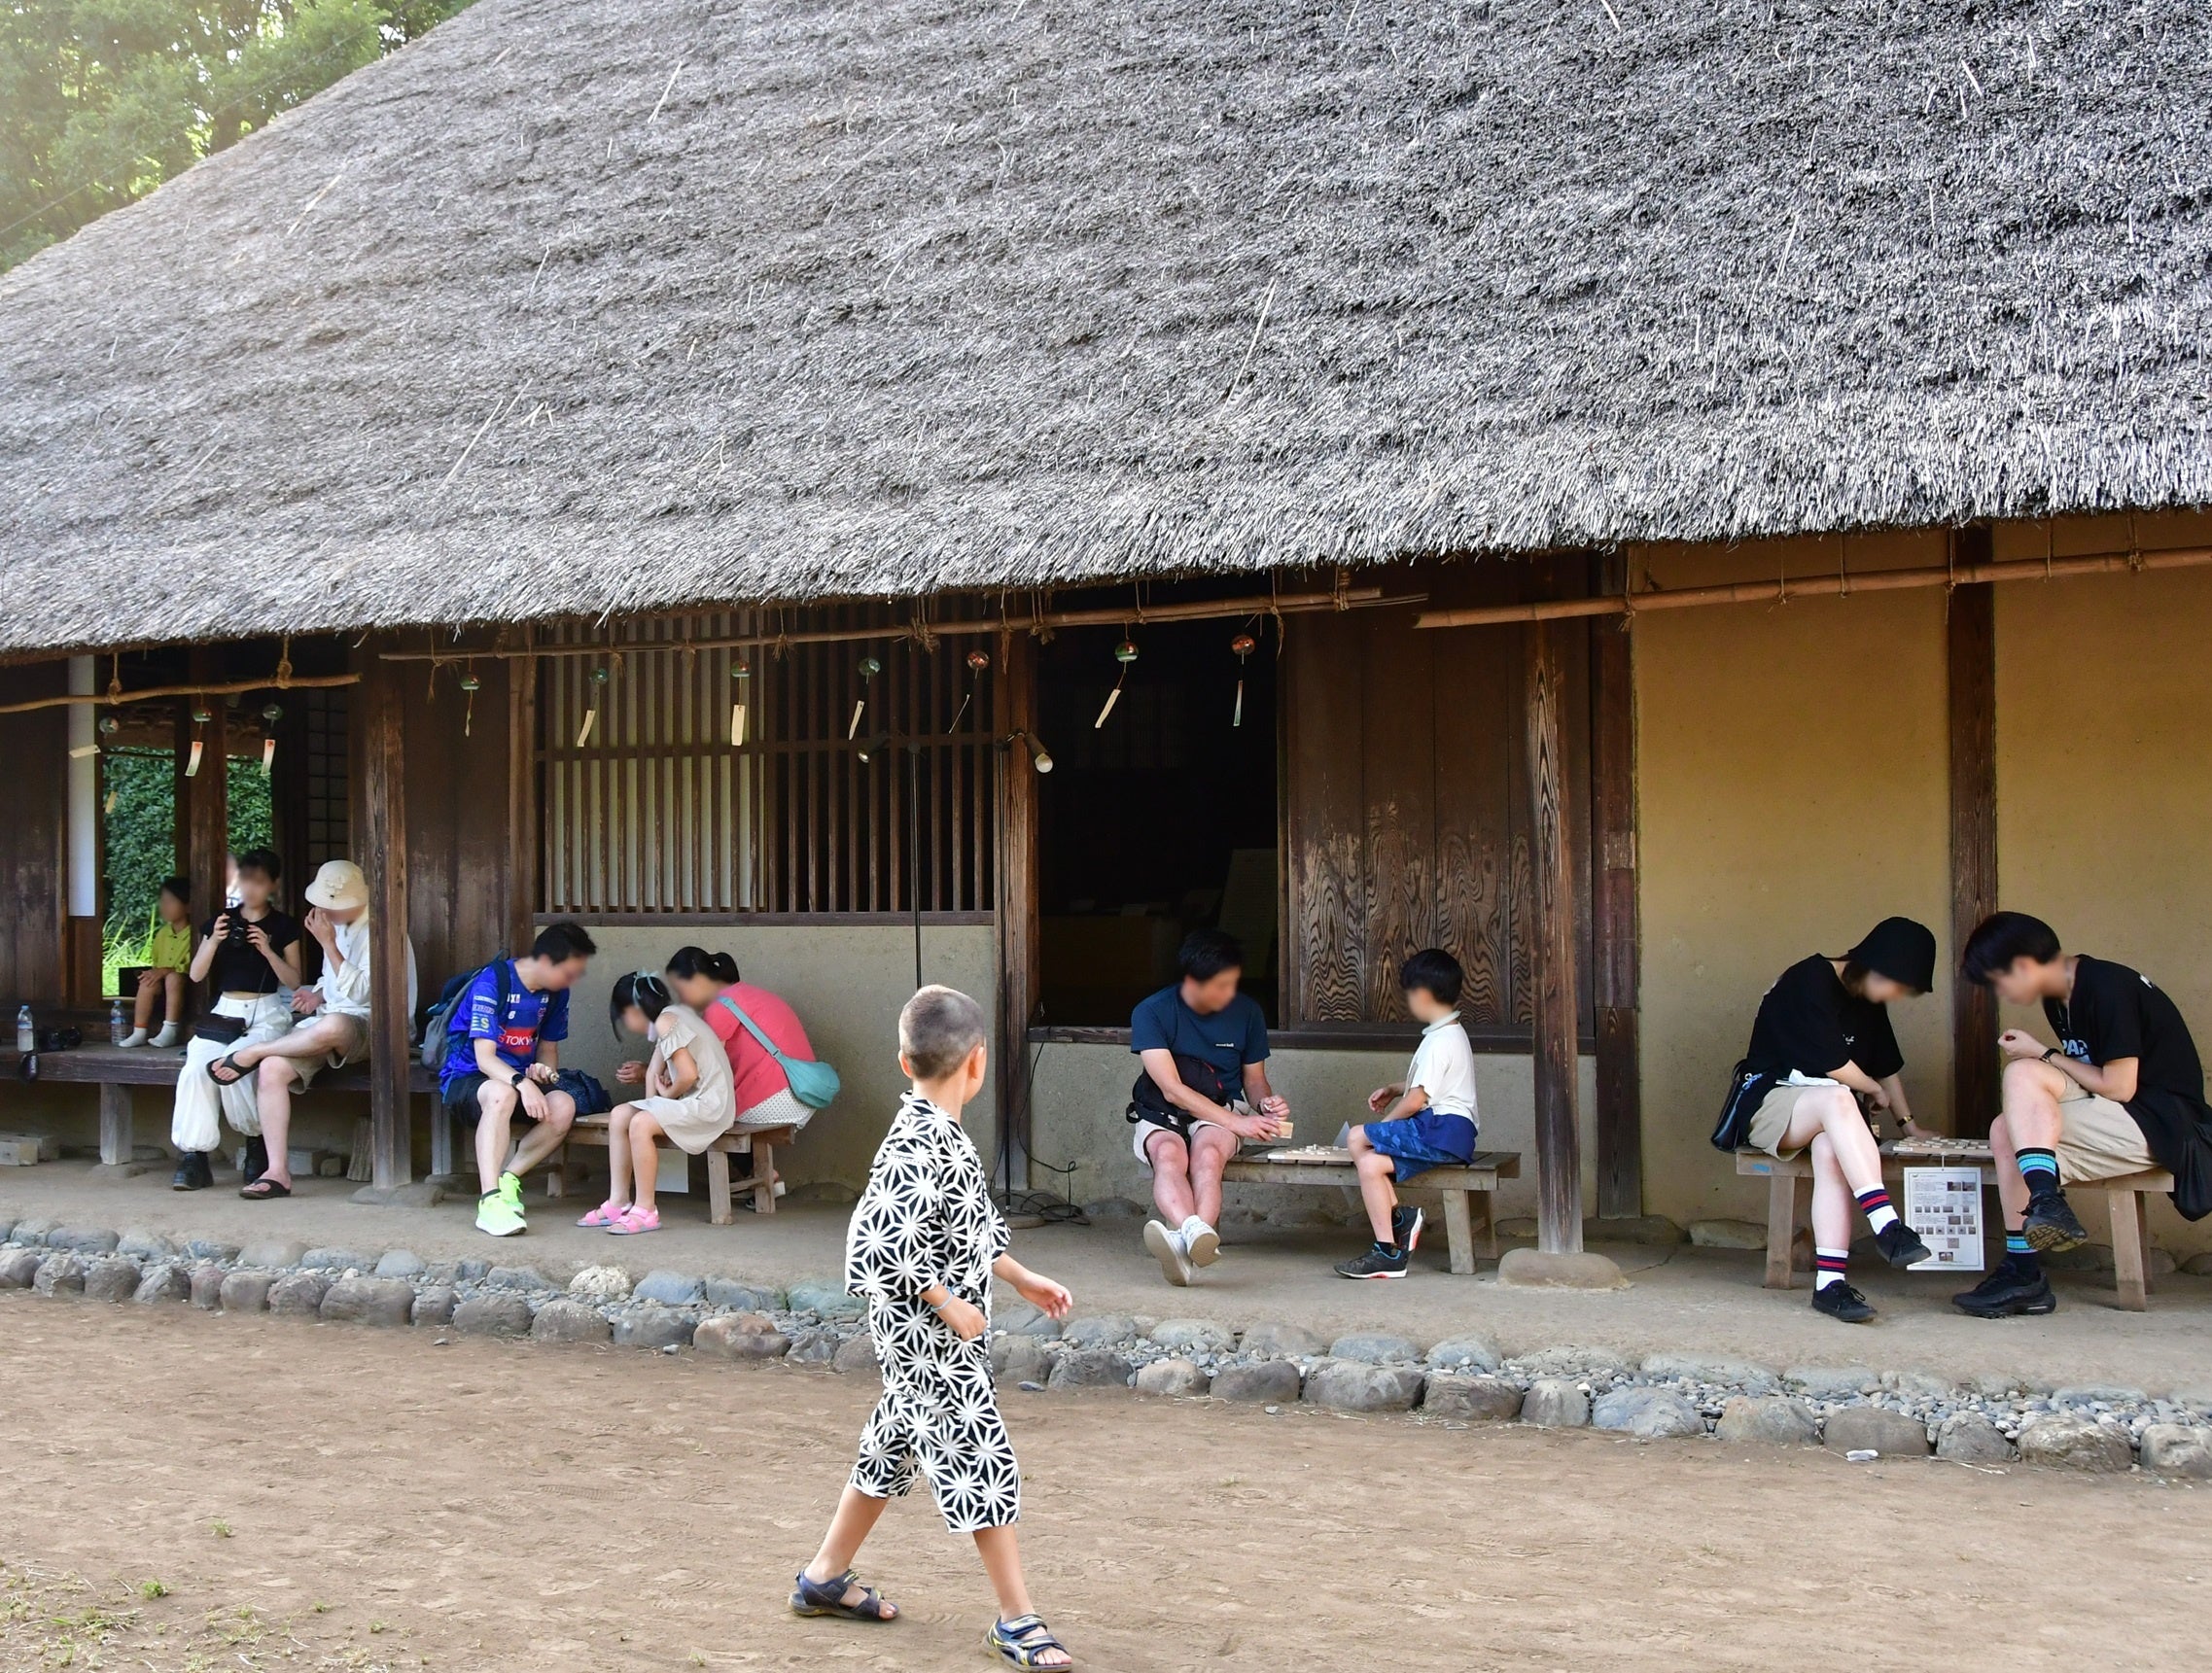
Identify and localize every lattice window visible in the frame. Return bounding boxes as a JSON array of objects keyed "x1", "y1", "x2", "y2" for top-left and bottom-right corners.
[{"x1": 537, "y1": 607, "x2": 998, "y2": 918}]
